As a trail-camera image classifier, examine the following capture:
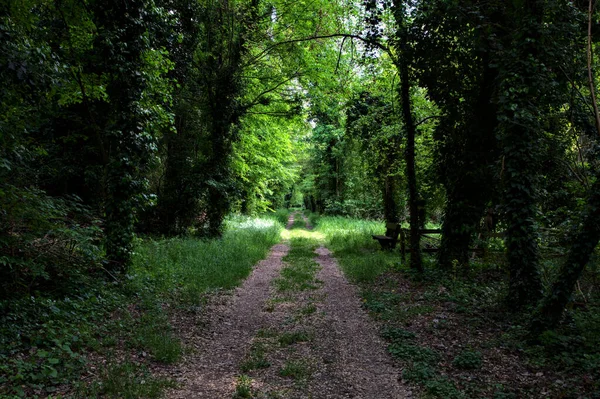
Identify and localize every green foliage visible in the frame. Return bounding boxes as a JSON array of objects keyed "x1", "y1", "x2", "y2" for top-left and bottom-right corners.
[
  {"x1": 0, "y1": 288, "x2": 124, "y2": 396},
  {"x1": 0, "y1": 187, "x2": 102, "y2": 298},
  {"x1": 233, "y1": 375, "x2": 254, "y2": 398},
  {"x1": 0, "y1": 216, "x2": 280, "y2": 396},
  {"x1": 452, "y1": 350, "x2": 482, "y2": 370},
  {"x1": 130, "y1": 216, "x2": 282, "y2": 303},
  {"x1": 88, "y1": 361, "x2": 175, "y2": 399}
]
